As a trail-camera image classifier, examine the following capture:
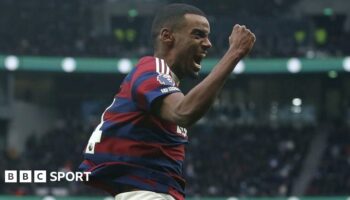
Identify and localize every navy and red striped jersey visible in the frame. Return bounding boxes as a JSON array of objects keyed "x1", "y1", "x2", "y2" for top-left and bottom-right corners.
[{"x1": 79, "y1": 56, "x2": 188, "y2": 200}]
